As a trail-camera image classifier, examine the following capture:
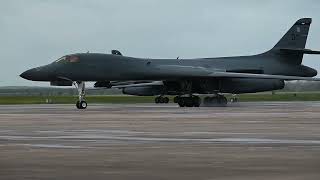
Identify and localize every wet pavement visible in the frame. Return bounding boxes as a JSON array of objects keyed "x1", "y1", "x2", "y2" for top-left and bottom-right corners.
[{"x1": 0, "y1": 102, "x2": 320, "y2": 180}]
